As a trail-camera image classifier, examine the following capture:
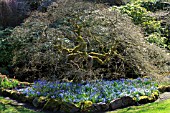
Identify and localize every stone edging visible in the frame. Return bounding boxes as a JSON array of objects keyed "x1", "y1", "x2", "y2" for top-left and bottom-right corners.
[
  {"x1": 158, "y1": 85, "x2": 170, "y2": 93},
  {"x1": 1, "y1": 85, "x2": 169, "y2": 113}
]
